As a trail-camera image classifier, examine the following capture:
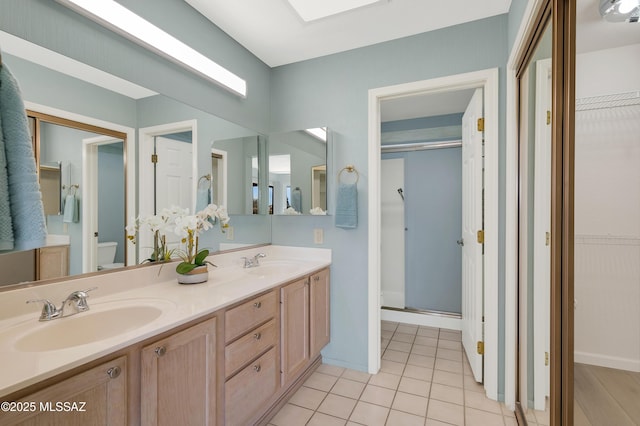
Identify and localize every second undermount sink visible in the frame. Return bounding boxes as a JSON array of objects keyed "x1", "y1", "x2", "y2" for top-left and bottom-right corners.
[
  {"x1": 10, "y1": 299, "x2": 175, "y2": 352},
  {"x1": 243, "y1": 261, "x2": 305, "y2": 277}
]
